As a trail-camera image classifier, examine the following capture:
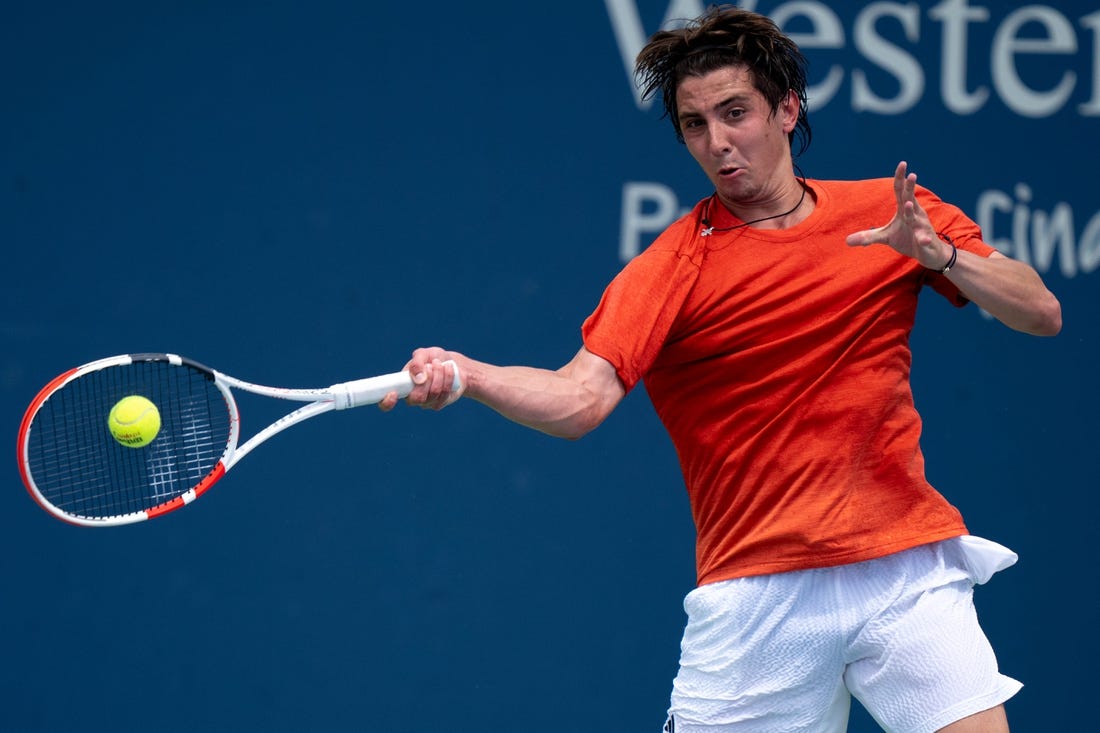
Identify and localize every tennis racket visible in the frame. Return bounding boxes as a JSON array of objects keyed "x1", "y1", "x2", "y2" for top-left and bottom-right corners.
[{"x1": 17, "y1": 352, "x2": 460, "y2": 527}]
